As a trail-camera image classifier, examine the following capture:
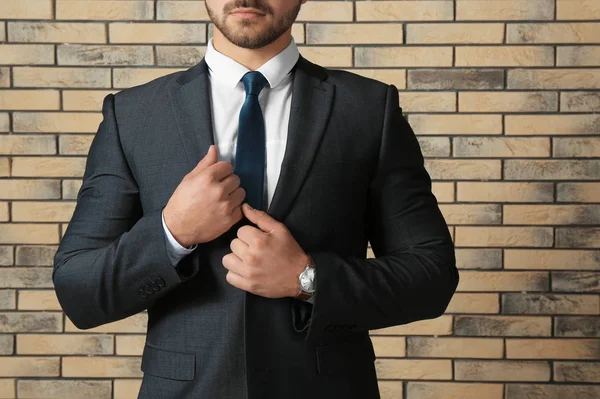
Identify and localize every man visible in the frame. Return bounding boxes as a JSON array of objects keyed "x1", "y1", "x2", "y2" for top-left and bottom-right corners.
[{"x1": 52, "y1": 0, "x2": 459, "y2": 397}]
